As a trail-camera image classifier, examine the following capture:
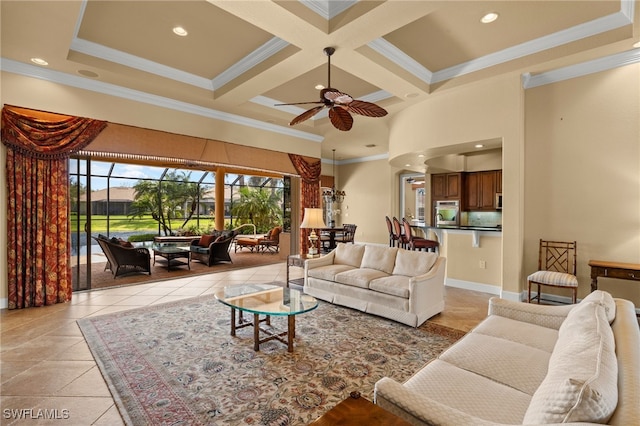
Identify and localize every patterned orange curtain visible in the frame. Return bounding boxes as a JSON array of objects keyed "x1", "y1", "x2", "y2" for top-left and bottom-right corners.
[
  {"x1": 2, "y1": 106, "x2": 107, "y2": 309},
  {"x1": 288, "y1": 154, "x2": 321, "y2": 255}
]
